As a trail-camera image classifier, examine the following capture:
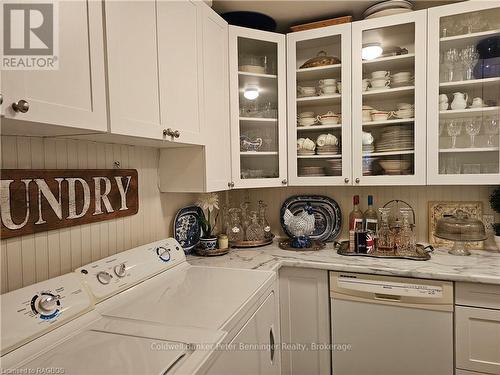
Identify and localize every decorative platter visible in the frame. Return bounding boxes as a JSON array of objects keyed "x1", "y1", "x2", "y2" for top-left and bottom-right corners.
[
  {"x1": 280, "y1": 195, "x2": 342, "y2": 242},
  {"x1": 230, "y1": 234, "x2": 275, "y2": 248},
  {"x1": 173, "y1": 205, "x2": 205, "y2": 254},
  {"x1": 279, "y1": 239, "x2": 326, "y2": 251}
]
